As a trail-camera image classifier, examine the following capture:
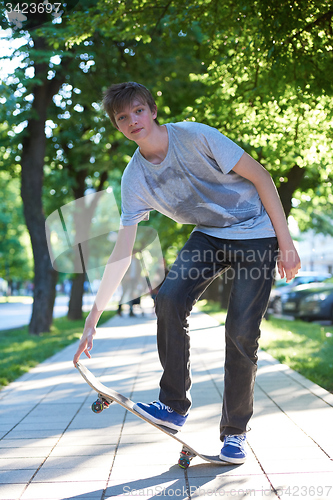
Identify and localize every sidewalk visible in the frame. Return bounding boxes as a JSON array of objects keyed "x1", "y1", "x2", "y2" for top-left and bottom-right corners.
[{"x1": 1, "y1": 308, "x2": 333, "y2": 500}]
